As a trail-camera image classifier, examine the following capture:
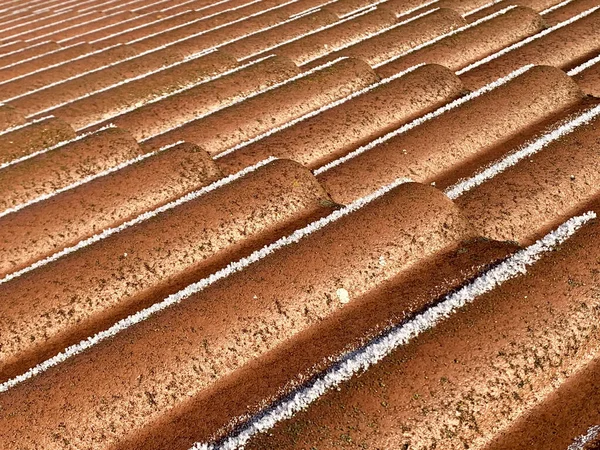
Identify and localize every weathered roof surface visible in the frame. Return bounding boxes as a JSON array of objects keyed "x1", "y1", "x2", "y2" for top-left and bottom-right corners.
[{"x1": 0, "y1": 0, "x2": 598, "y2": 448}]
